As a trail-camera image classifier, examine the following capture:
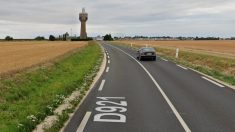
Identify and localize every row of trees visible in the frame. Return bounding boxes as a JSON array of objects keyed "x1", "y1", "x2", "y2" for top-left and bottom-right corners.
[
  {"x1": 35, "y1": 35, "x2": 55, "y2": 41},
  {"x1": 2, "y1": 35, "x2": 91, "y2": 41},
  {"x1": 114, "y1": 36, "x2": 229, "y2": 40},
  {"x1": 3, "y1": 35, "x2": 56, "y2": 41},
  {"x1": 101, "y1": 34, "x2": 222, "y2": 41},
  {"x1": 194, "y1": 37, "x2": 220, "y2": 40}
]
